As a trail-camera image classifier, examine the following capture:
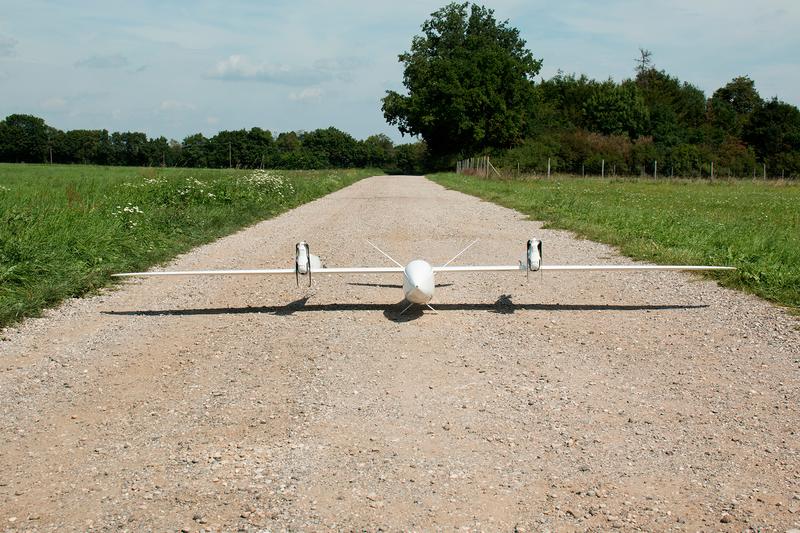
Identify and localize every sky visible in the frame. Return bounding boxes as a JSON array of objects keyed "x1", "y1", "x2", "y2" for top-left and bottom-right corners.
[{"x1": 1, "y1": 0, "x2": 798, "y2": 143}]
